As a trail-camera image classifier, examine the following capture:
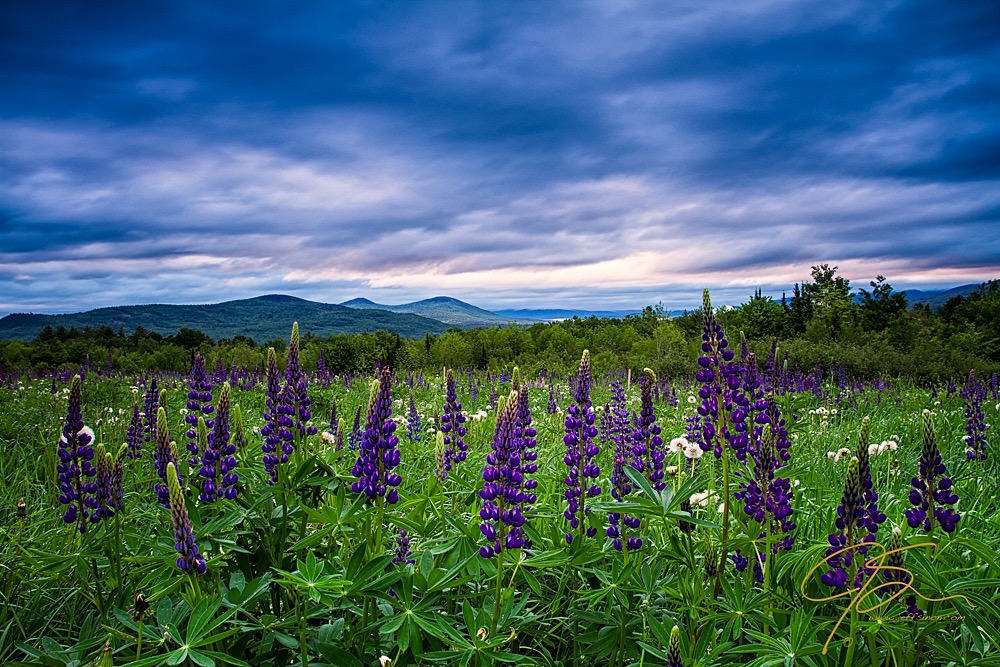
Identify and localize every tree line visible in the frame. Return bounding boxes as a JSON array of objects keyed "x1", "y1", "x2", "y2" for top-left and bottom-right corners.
[{"x1": 2, "y1": 267, "x2": 998, "y2": 382}]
